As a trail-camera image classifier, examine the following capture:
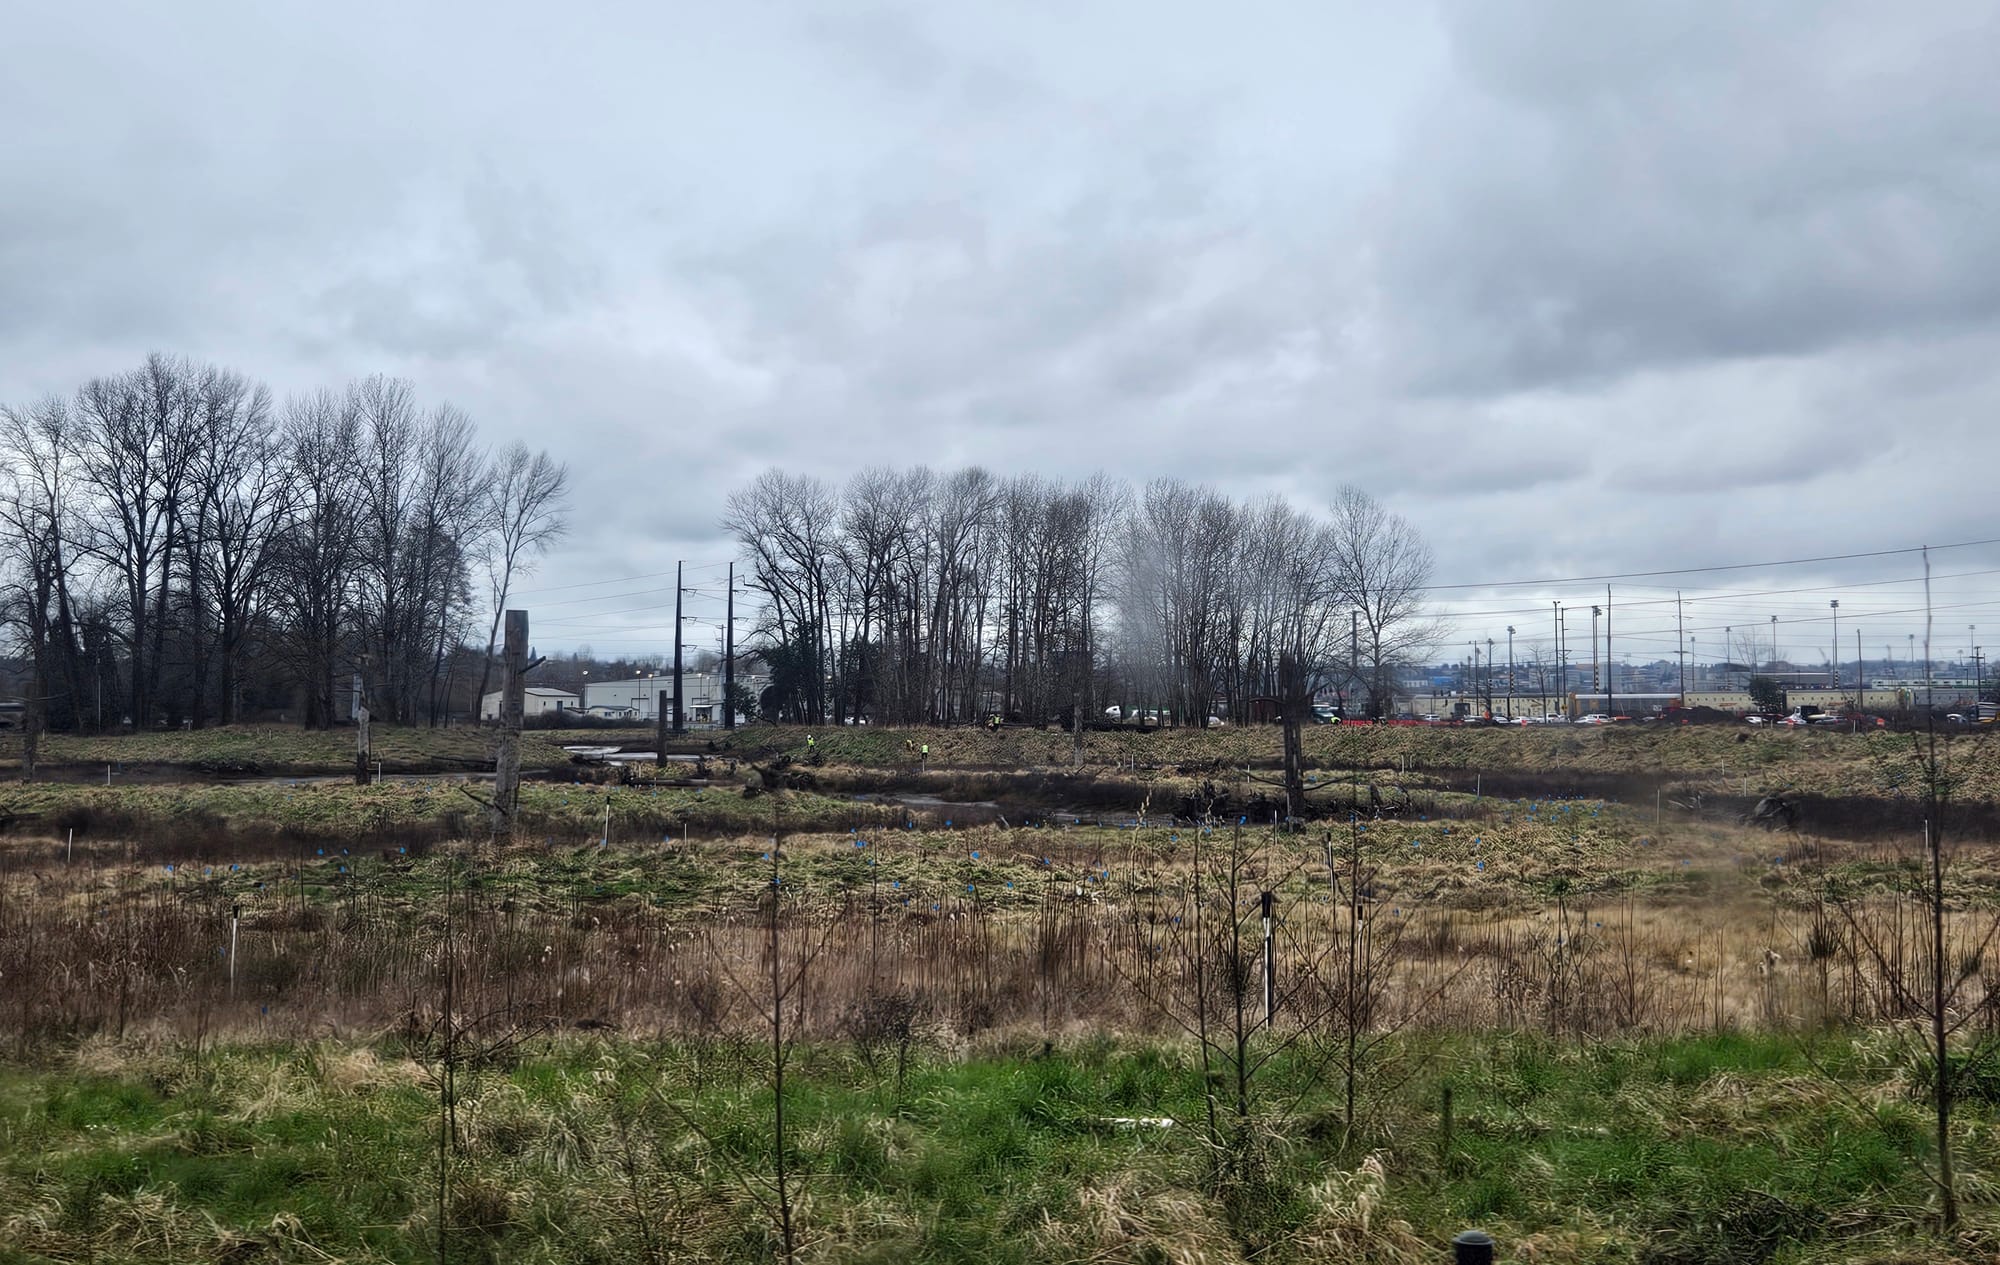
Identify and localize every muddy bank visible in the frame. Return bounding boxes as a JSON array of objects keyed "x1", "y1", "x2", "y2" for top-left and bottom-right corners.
[
  {"x1": 18, "y1": 756, "x2": 507, "y2": 785},
  {"x1": 1404, "y1": 766, "x2": 2000, "y2": 843}
]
